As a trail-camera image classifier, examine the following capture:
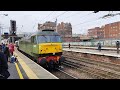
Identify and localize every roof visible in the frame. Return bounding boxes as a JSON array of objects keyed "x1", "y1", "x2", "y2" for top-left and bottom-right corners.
[
  {"x1": 20, "y1": 29, "x2": 60, "y2": 41},
  {"x1": 31, "y1": 29, "x2": 60, "y2": 36}
]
